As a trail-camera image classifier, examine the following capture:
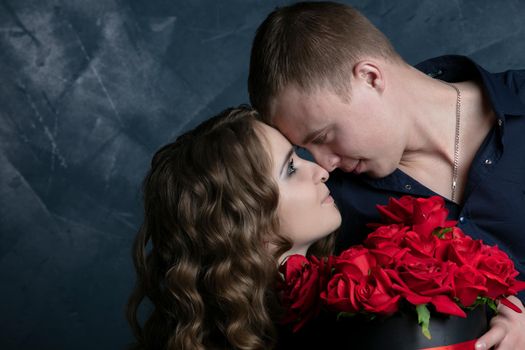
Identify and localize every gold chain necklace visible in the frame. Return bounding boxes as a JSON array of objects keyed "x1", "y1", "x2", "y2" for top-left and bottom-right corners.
[{"x1": 441, "y1": 81, "x2": 461, "y2": 202}]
